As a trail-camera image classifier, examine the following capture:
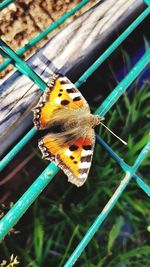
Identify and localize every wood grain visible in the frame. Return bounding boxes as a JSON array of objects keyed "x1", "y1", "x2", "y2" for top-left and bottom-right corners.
[{"x1": 0, "y1": 0, "x2": 144, "y2": 156}]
